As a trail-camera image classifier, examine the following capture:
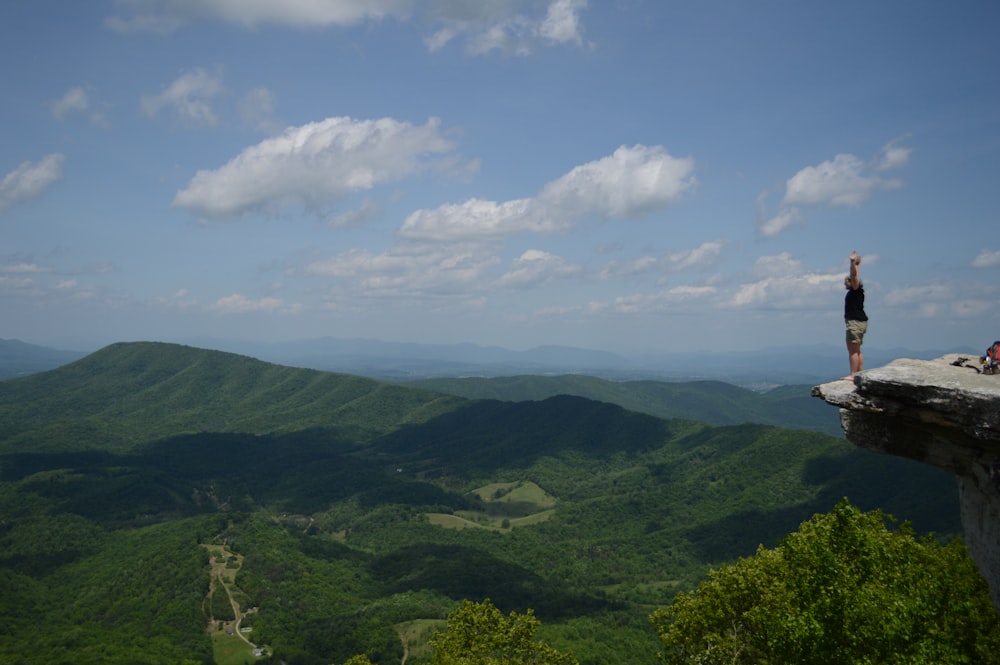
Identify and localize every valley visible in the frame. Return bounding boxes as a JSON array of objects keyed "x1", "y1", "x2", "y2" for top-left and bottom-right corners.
[{"x1": 0, "y1": 342, "x2": 964, "y2": 664}]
